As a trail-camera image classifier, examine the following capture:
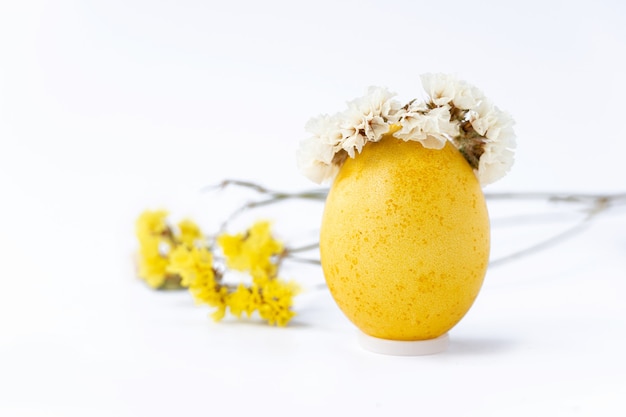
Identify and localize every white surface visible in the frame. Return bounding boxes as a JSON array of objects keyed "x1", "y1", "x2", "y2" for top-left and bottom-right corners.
[{"x1": 1, "y1": 1, "x2": 625, "y2": 416}]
